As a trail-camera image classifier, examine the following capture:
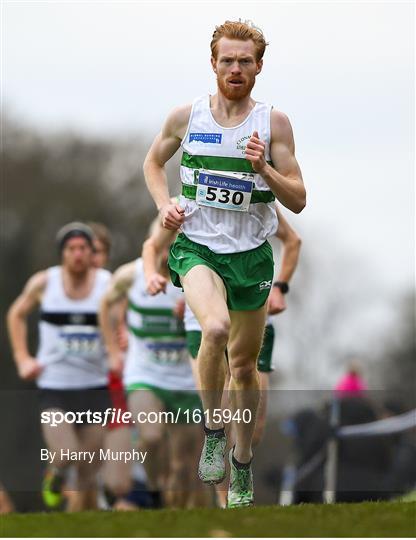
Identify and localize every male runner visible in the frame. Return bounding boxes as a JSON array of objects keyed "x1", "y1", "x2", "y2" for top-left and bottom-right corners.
[
  {"x1": 99, "y1": 233, "x2": 205, "y2": 508},
  {"x1": 143, "y1": 20, "x2": 305, "y2": 507},
  {"x1": 87, "y1": 222, "x2": 133, "y2": 506},
  {"x1": 143, "y1": 204, "x2": 301, "y2": 506},
  {"x1": 7, "y1": 222, "x2": 111, "y2": 511}
]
